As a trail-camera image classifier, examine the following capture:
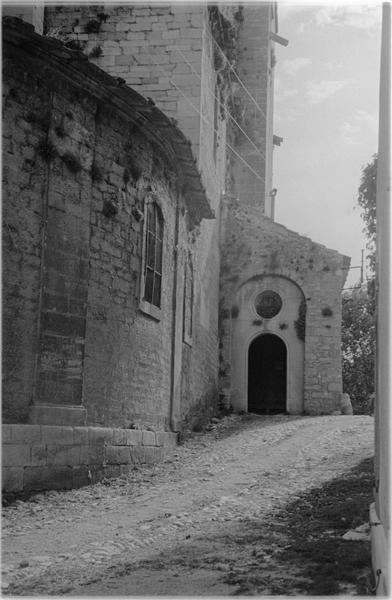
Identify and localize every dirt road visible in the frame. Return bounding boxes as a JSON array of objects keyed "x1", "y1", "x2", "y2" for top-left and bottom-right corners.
[{"x1": 2, "y1": 414, "x2": 374, "y2": 596}]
